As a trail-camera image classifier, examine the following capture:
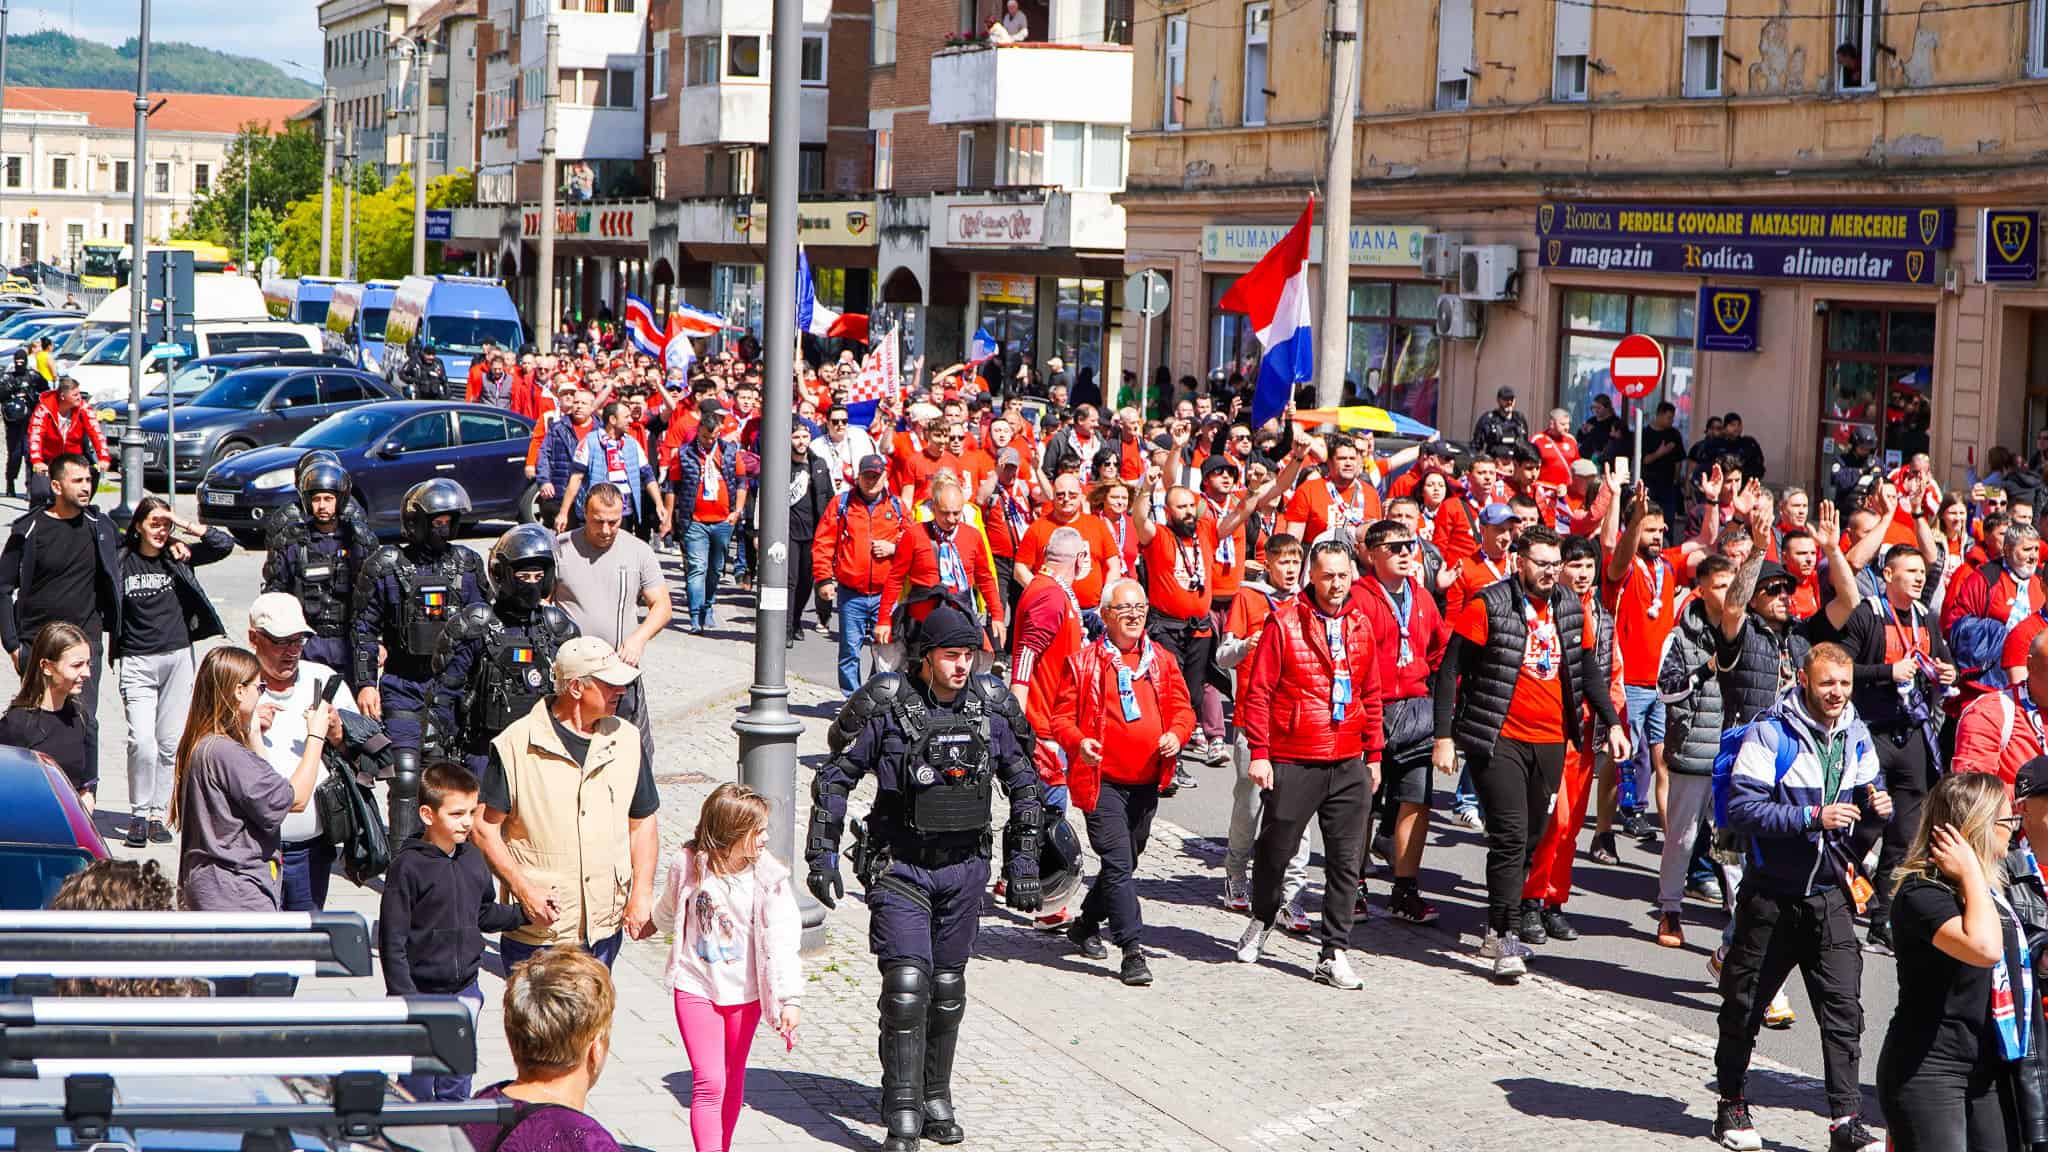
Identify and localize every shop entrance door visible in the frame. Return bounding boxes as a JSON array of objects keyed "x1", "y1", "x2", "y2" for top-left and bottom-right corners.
[{"x1": 1817, "y1": 303, "x2": 1935, "y2": 497}]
